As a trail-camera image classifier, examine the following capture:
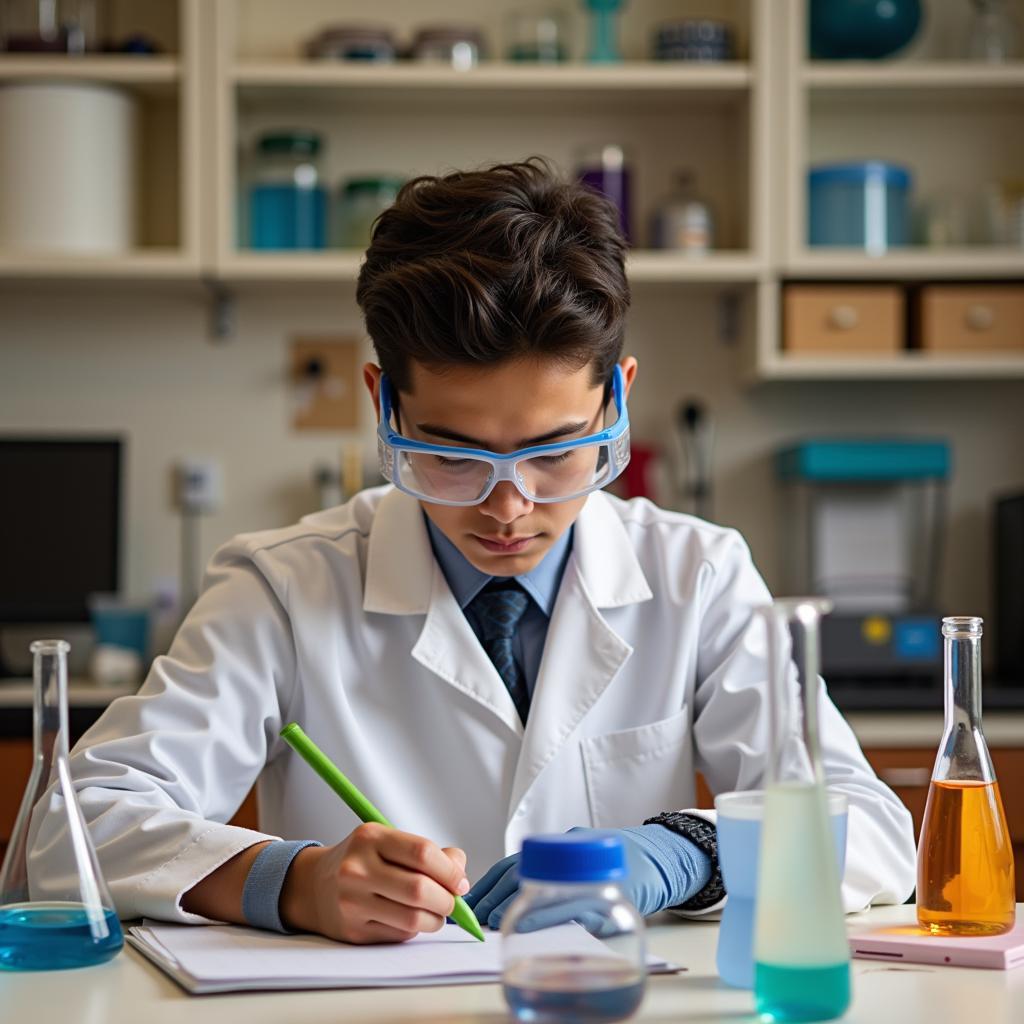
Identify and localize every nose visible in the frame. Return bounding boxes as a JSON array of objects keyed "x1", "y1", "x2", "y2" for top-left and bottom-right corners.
[{"x1": 479, "y1": 480, "x2": 533, "y2": 524}]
